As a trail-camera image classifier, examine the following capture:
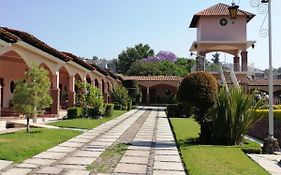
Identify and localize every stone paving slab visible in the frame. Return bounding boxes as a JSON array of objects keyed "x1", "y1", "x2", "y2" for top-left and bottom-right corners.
[
  {"x1": 114, "y1": 163, "x2": 147, "y2": 174},
  {"x1": 36, "y1": 166, "x2": 63, "y2": 174},
  {"x1": 56, "y1": 164, "x2": 86, "y2": 170},
  {"x1": 155, "y1": 150, "x2": 179, "y2": 156},
  {"x1": 63, "y1": 169, "x2": 90, "y2": 175},
  {"x1": 153, "y1": 170, "x2": 186, "y2": 175},
  {"x1": 153, "y1": 159, "x2": 184, "y2": 171},
  {"x1": 248, "y1": 154, "x2": 281, "y2": 174},
  {"x1": 47, "y1": 146, "x2": 77, "y2": 153},
  {"x1": 0, "y1": 160, "x2": 12, "y2": 171},
  {"x1": 154, "y1": 155, "x2": 182, "y2": 162},
  {"x1": 1, "y1": 168, "x2": 32, "y2": 175},
  {"x1": 24, "y1": 158, "x2": 57, "y2": 166},
  {"x1": 34, "y1": 152, "x2": 67, "y2": 160},
  {"x1": 59, "y1": 141, "x2": 85, "y2": 148},
  {"x1": 124, "y1": 150, "x2": 150, "y2": 157},
  {"x1": 17, "y1": 163, "x2": 38, "y2": 169},
  {"x1": 61, "y1": 157, "x2": 96, "y2": 165},
  {"x1": 120, "y1": 155, "x2": 149, "y2": 164},
  {"x1": 73, "y1": 150, "x2": 102, "y2": 157}
]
